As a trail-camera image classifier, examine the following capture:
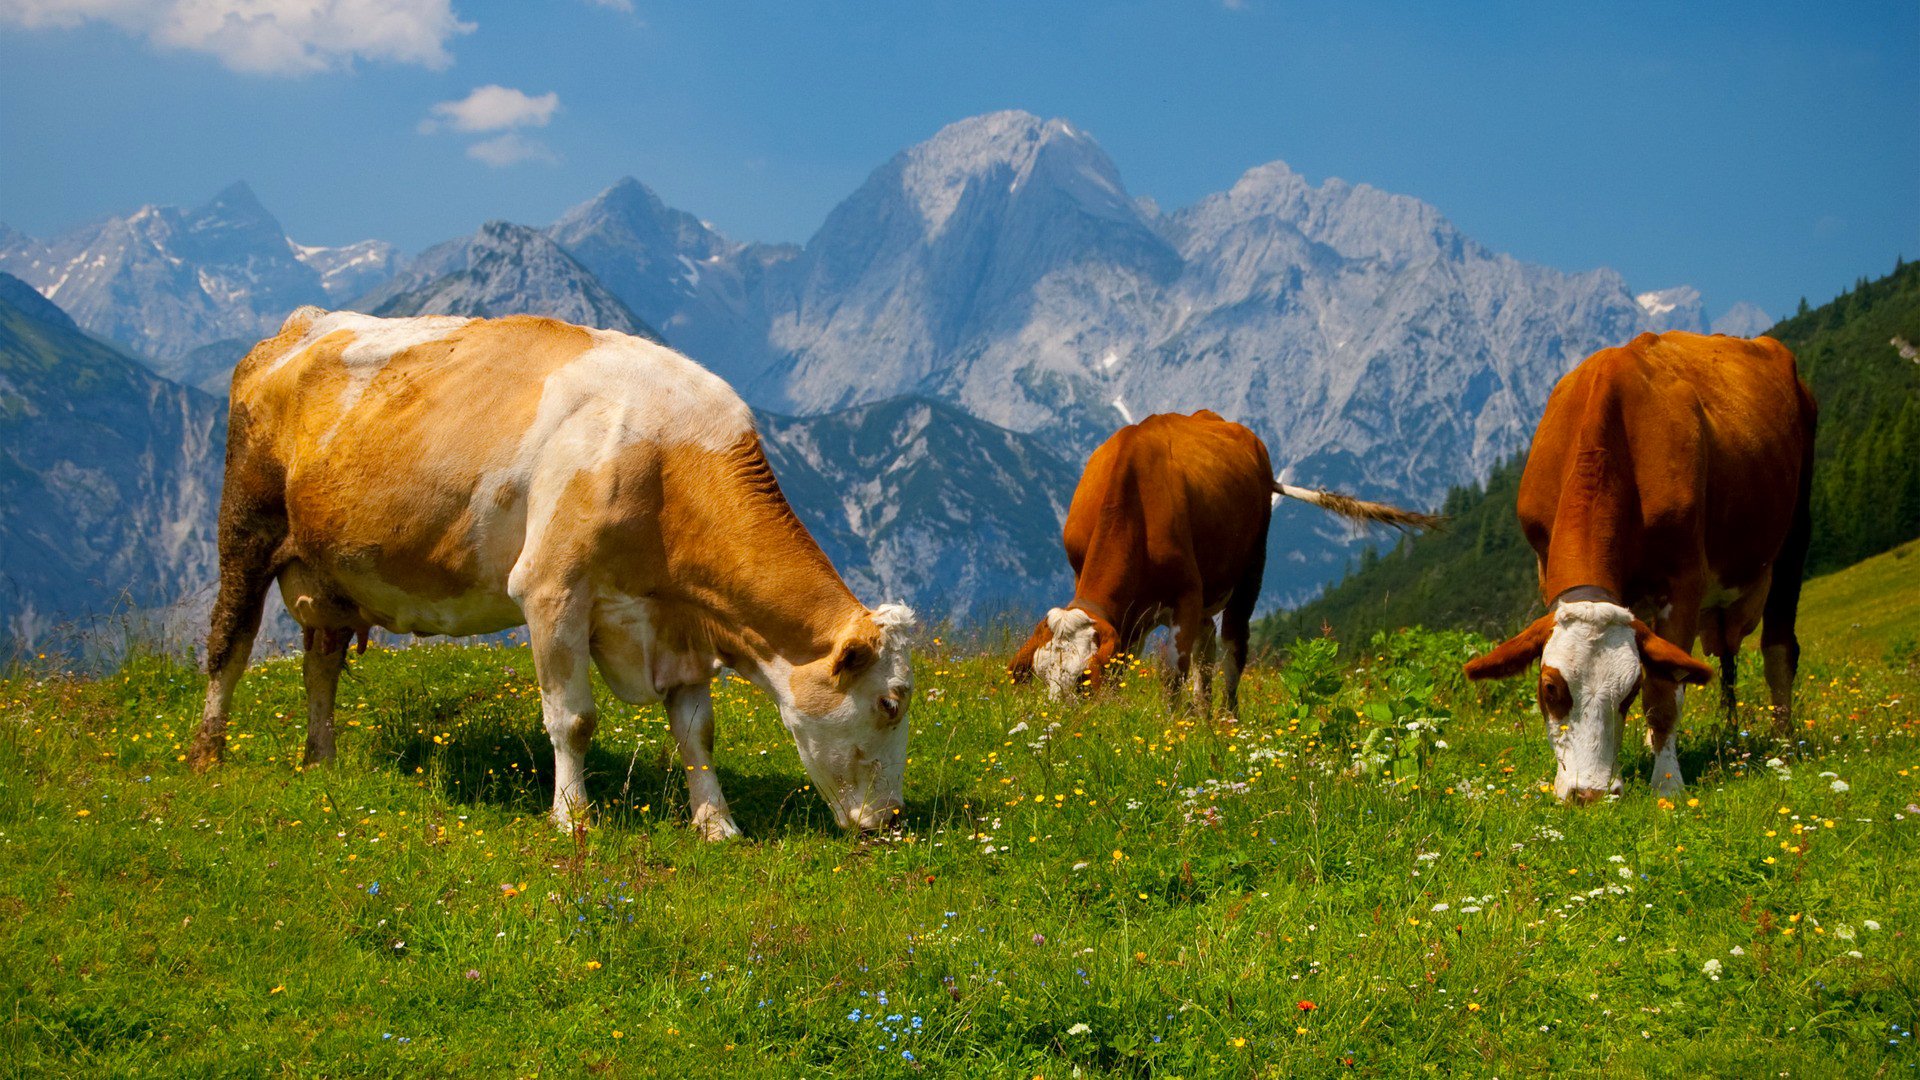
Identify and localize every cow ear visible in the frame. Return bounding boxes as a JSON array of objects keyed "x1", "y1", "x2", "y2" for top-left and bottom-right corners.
[
  {"x1": 830, "y1": 635, "x2": 879, "y2": 678},
  {"x1": 1463, "y1": 614, "x2": 1555, "y2": 680},
  {"x1": 1633, "y1": 621, "x2": 1714, "y2": 685},
  {"x1": 1008, "y1": 617, "x2": 1052, "y2": 682}
]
